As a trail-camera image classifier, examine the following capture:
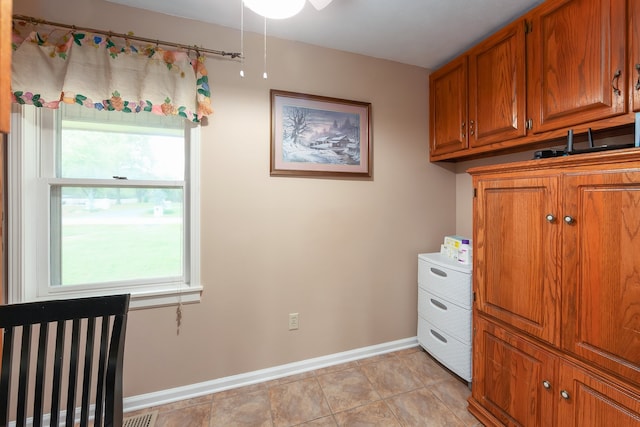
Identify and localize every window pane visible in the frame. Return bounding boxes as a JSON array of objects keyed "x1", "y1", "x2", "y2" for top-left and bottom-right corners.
[
  {"x1": 53, "y1": 186, "x2": 184, "y2": 286},
  {"x1": 60, "y1": 106, "x2": 185, "y2": 180}
]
